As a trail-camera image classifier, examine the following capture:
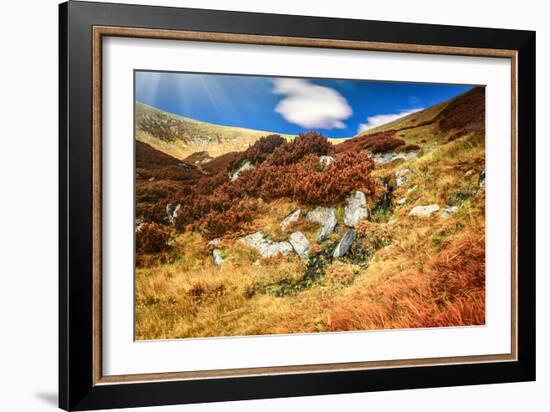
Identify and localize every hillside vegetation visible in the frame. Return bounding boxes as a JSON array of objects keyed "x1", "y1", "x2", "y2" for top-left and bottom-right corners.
[
  {"x1": 136, "y1": 102, "x2": 348, "y2": 160},
  {"x1": 135, "y1": 87, "x2": 486, "y2": 340},
  {"x1": 136, "y1": 102, "x2": 295, "y2": 160}
]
